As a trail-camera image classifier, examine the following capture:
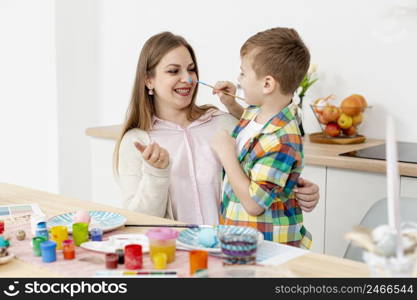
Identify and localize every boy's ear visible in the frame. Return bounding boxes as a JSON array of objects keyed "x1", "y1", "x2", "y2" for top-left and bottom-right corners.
[{"x1": 263, "y1": 76, "x2": 278, "y2": 94}]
